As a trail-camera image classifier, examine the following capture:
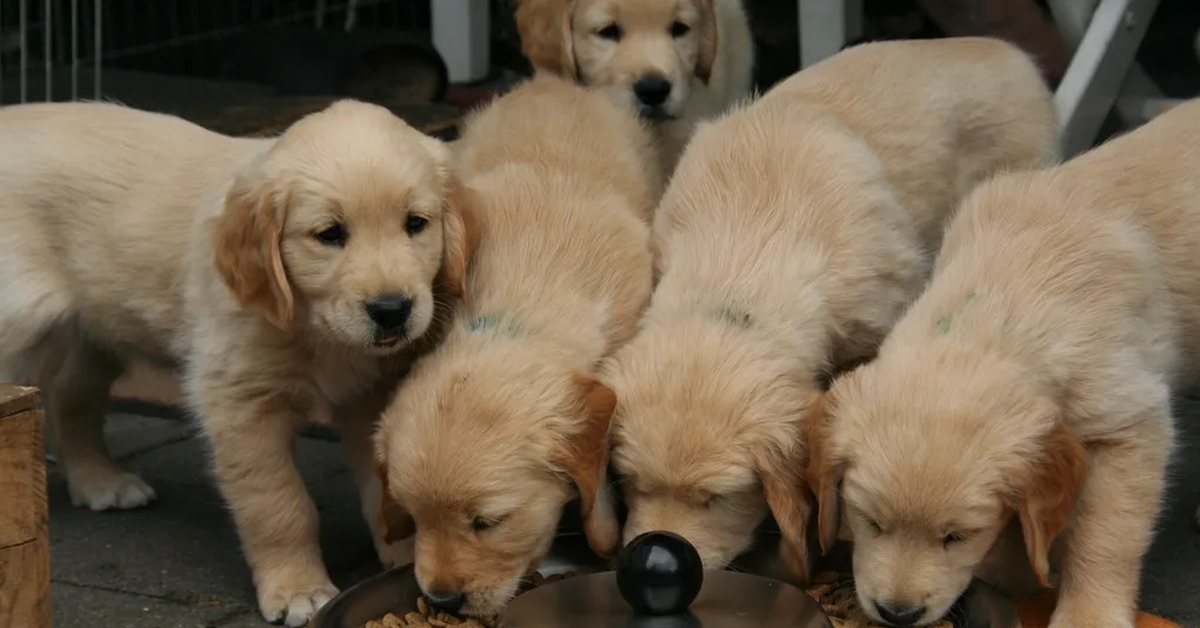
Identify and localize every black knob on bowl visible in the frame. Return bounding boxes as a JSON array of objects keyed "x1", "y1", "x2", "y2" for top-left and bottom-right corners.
[{"x1": 615, "y1": 531, "x2": 704, "y2": 616}]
